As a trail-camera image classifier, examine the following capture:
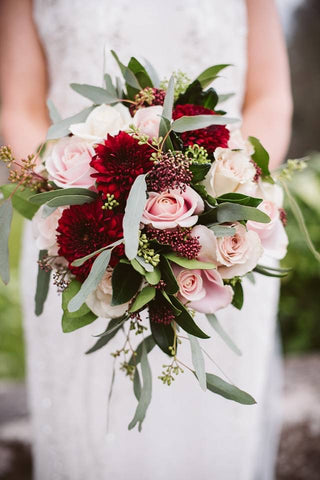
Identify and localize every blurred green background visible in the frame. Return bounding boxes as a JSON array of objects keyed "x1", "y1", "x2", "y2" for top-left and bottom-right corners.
[{"x1": 0, "y1": 0, "x2": 320, "y2": 379}]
